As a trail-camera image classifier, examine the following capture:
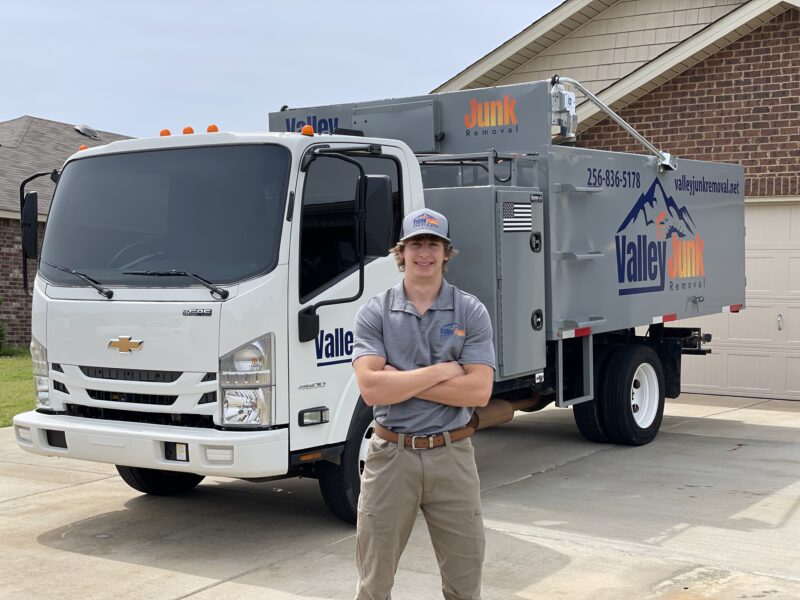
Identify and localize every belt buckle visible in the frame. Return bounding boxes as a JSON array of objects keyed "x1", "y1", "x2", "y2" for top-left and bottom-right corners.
[{"x1": 411, "y1": 435, "x2": 434, "y2": 449}]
